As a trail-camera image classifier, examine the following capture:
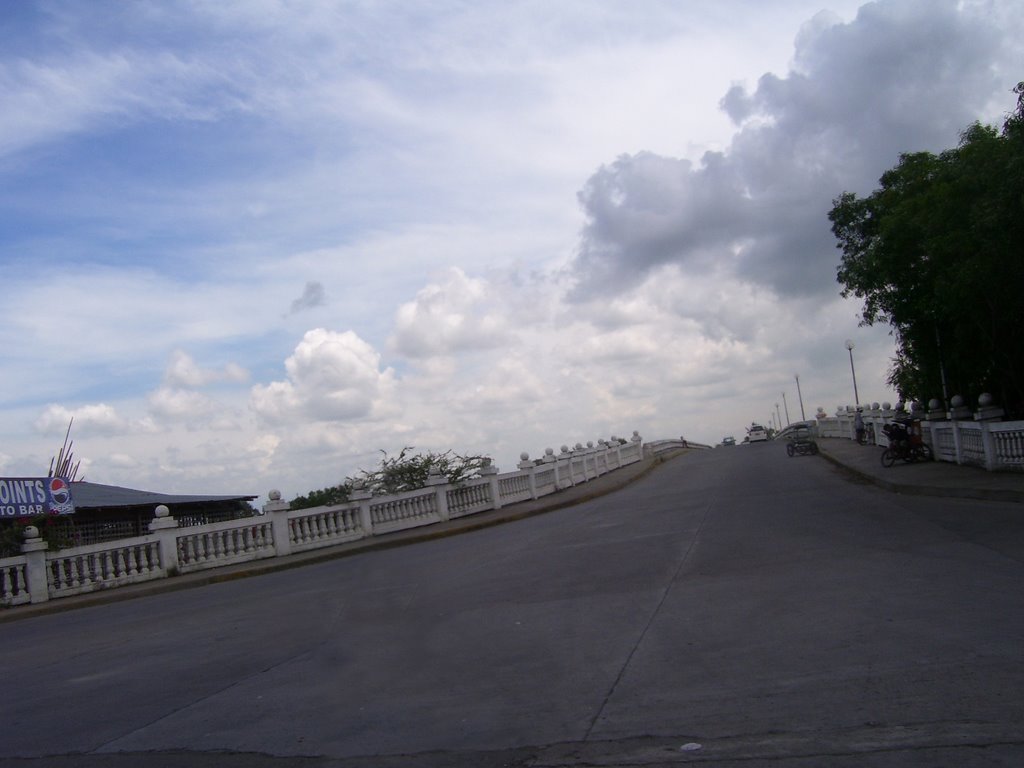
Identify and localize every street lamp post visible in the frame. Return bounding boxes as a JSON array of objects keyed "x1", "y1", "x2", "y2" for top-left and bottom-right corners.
[
  {"x1": 782, "y1": 392, "x2": 790, "y2": 426},
  {"x1": 775, "y1": 402, "x2": 782, "y2": 430},
  {"x1": 845, "y1": 340, "x2": 860, "y2": 407},
  {"x1": 795, "y1": 374, "x2": 806, "y2": 421}
]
